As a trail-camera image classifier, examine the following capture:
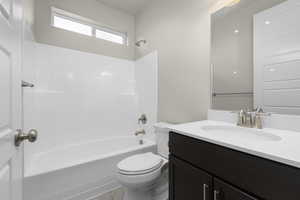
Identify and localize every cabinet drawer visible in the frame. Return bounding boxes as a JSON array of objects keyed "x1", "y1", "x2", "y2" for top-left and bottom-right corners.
[{"x1": 170, "y1": 132, "x2": 300, "y2": 200}]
